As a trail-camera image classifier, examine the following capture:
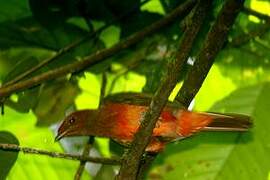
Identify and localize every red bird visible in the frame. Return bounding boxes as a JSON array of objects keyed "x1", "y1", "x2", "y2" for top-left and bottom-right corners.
[{"x1": 56, "y1": 93, "x2": 252, "y2": 152}]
